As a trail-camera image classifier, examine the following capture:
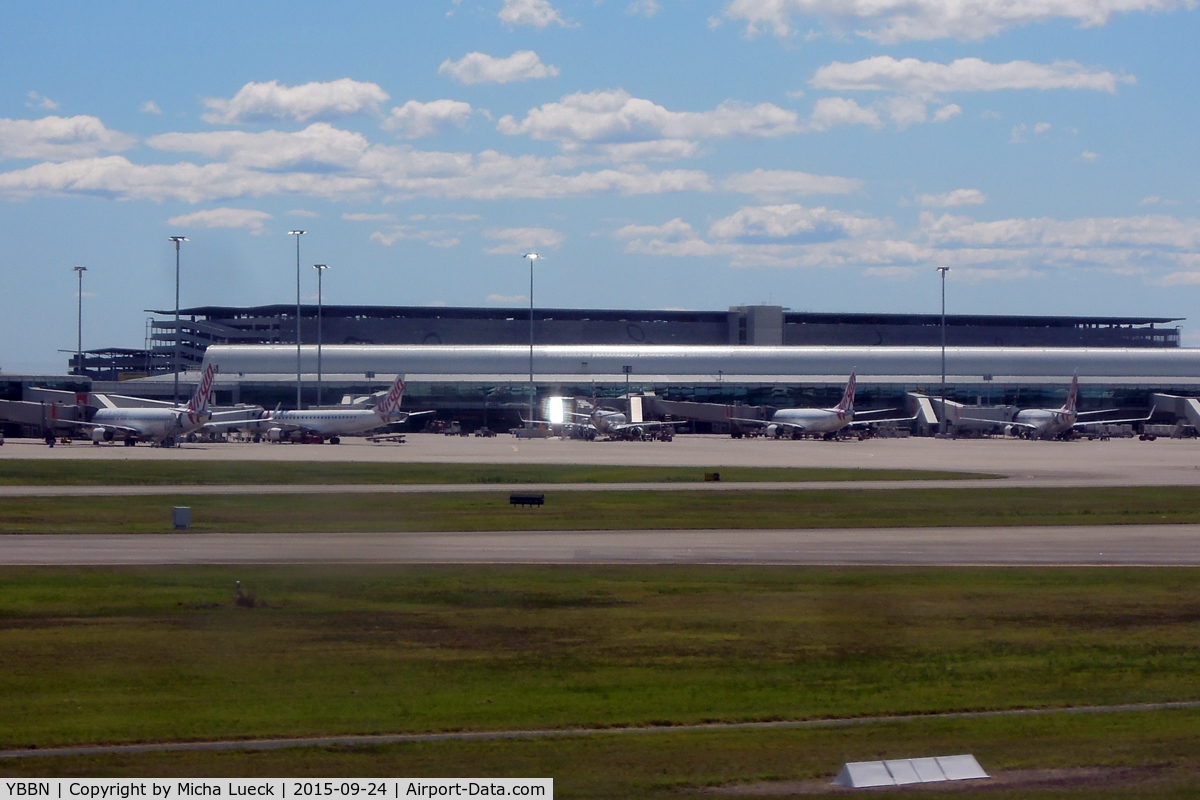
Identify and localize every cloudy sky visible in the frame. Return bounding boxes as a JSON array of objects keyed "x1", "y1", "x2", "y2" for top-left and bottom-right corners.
[{"x1": 2, "y1": 0, "x2": 1198, "y2": 371}]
